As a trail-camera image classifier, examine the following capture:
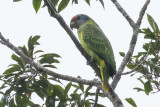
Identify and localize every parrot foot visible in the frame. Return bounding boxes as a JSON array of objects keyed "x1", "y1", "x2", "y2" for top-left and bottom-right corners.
[{"x1": 86, "y1": 57, "x2": 94, "y2": 65}]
